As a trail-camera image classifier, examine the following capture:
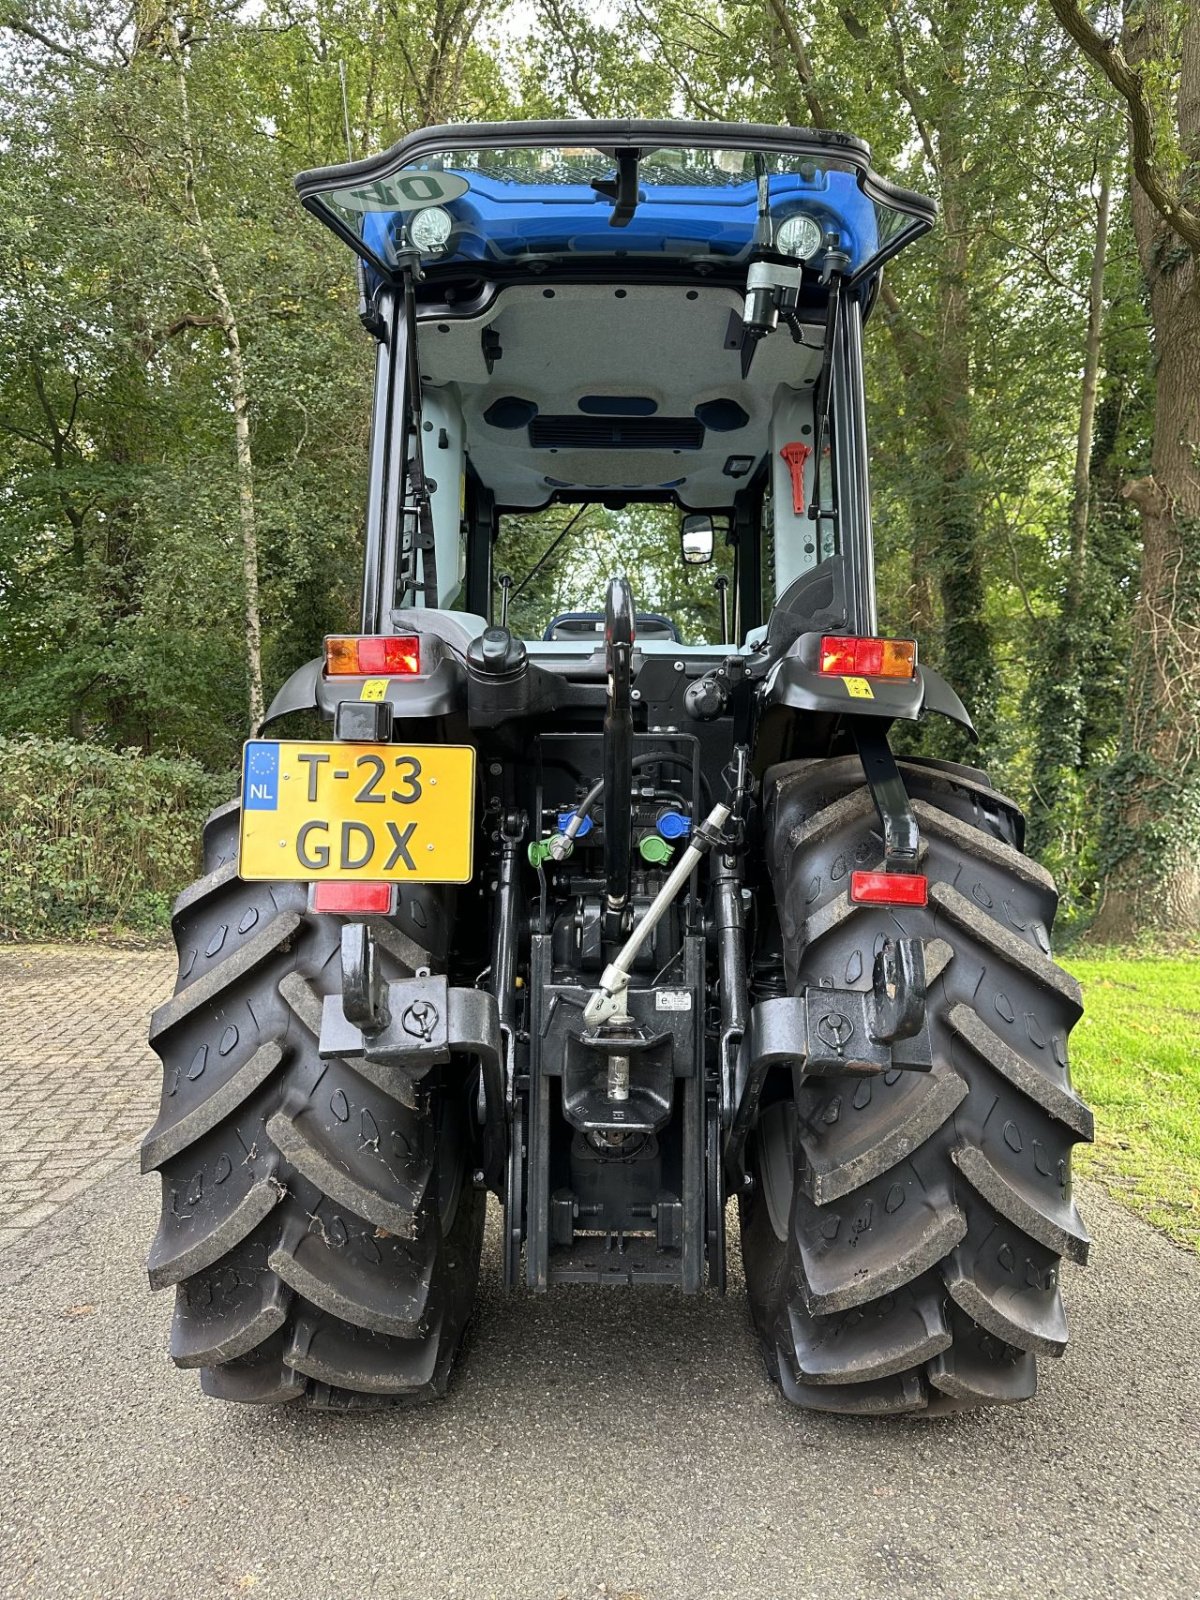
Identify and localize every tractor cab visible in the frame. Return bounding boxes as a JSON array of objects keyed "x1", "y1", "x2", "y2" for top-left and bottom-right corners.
[{"x1": 295, "y1": 122, "x2": 936, "y2": 657}]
